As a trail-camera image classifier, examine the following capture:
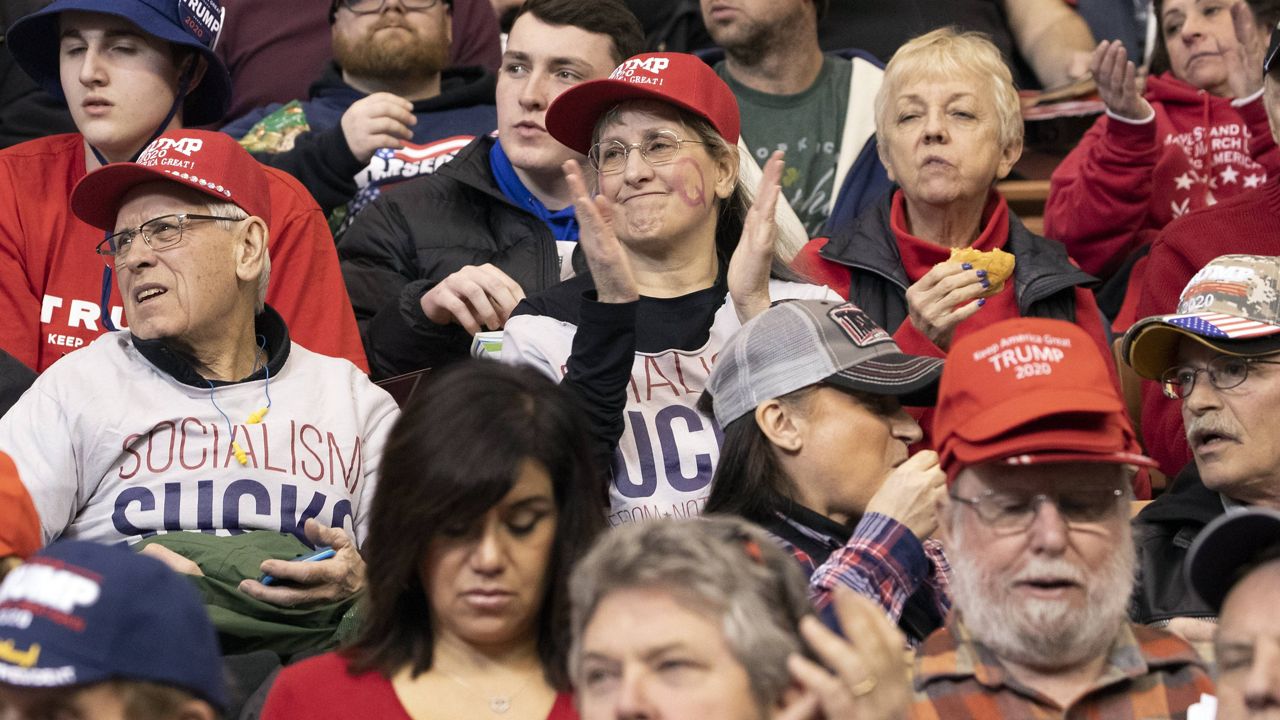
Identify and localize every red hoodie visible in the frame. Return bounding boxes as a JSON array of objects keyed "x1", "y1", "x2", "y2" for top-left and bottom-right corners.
[{"x1": 1045, "y1": 73, "x2": 1280, "y2": 282}]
